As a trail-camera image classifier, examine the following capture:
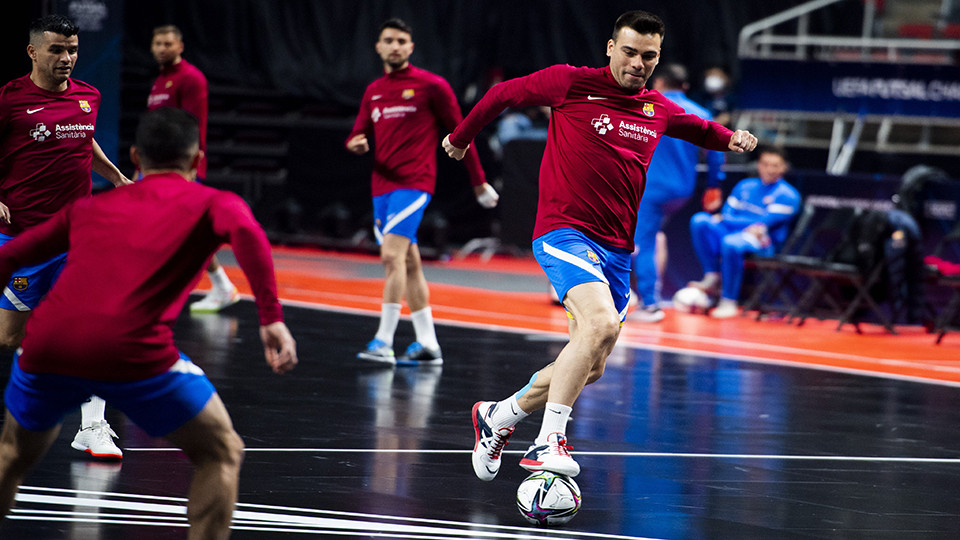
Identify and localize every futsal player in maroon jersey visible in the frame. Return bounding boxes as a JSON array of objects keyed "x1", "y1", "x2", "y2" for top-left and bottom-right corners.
[
  {"x1": 147, "y1": 24, "x2": 240, "y2": 314},
  {"x1": 444, "y1": 10, "x2": 758, "y2": 480},
  {"x1": 0, "y1": 15, "x2": 131, "y2": 460},
  {"x1": 0, "y1": 107, "x2": 298, "y2": 538},
  {"x1": 347, "y1": 18, "x2": 499, "y2": 366}
]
